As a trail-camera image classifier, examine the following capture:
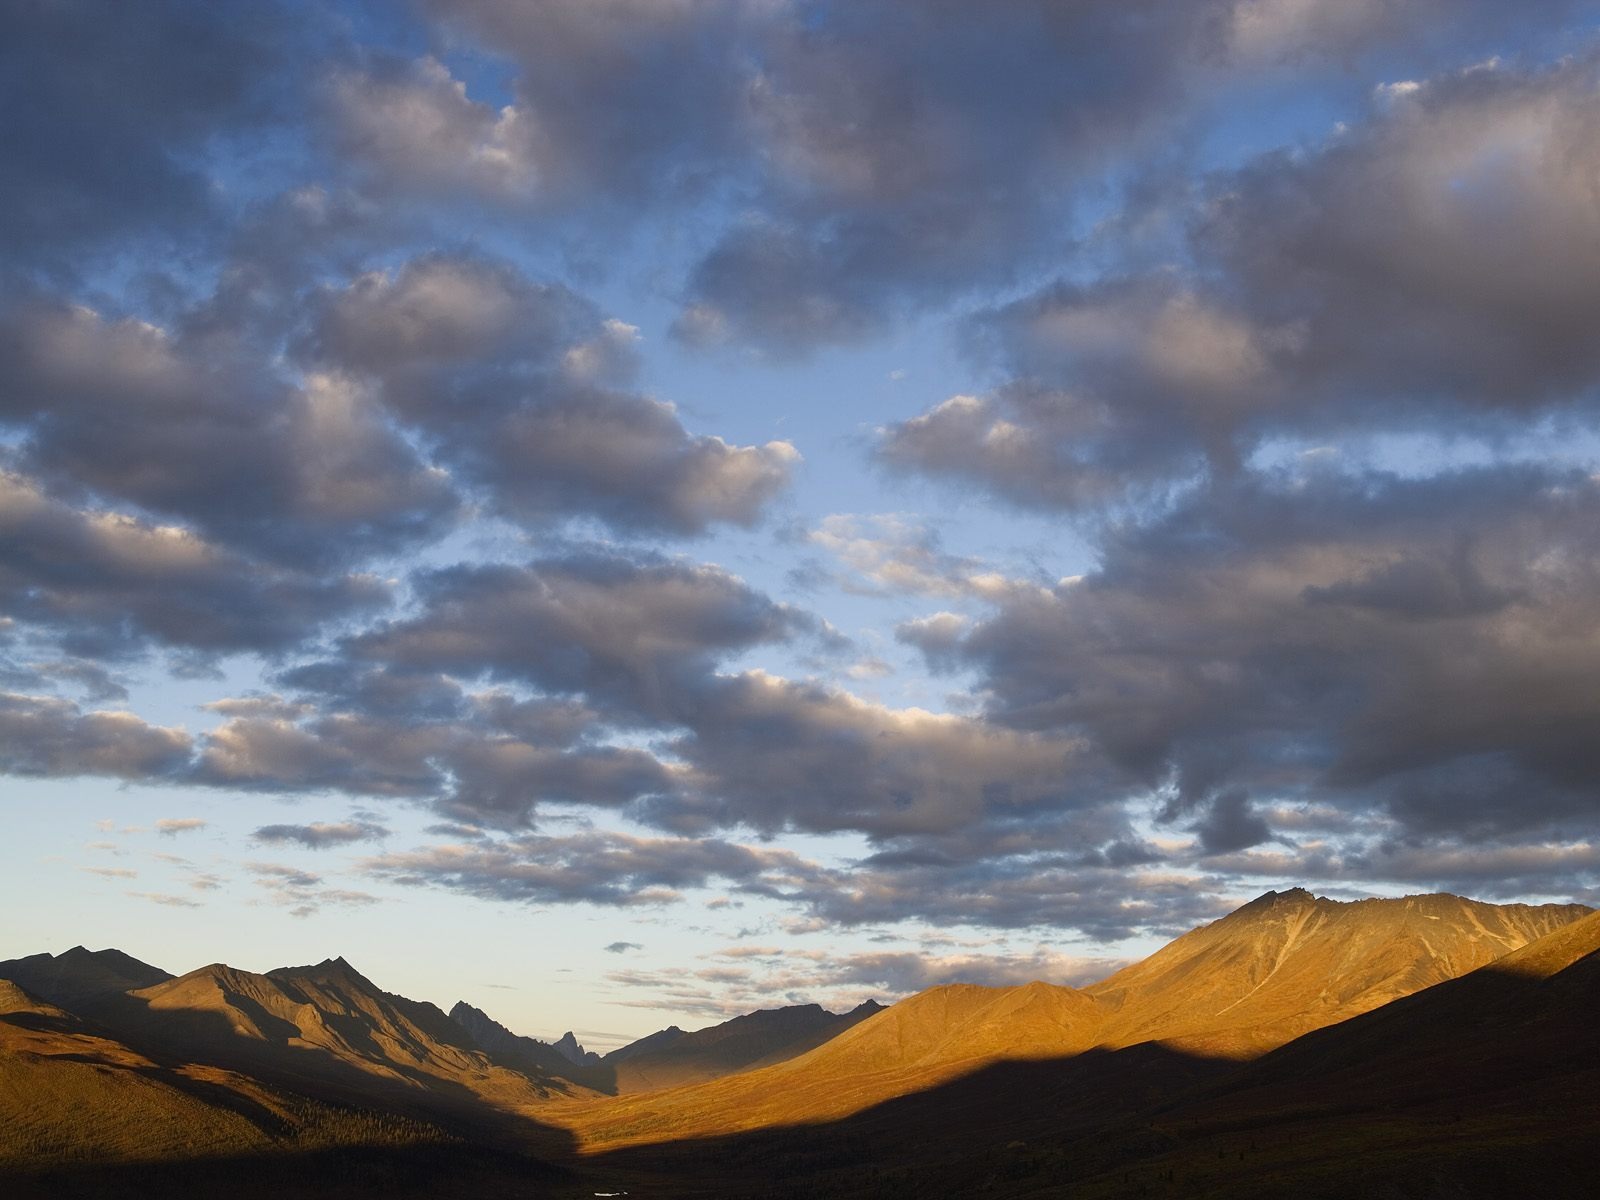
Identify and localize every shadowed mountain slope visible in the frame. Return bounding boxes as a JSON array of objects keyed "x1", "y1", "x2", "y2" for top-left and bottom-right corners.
[
  {"x1": 0, "y1": 947, "x2": 171, "y2": 1009},
  {"x1": 448, "y1": 1001, "x2": 609, "y2": 1092},
  {"x1": 0, "y1": 977, "x2": 460, "y2": 1176},
  {"x1": 576, "y1": 909, "x2": 1600, "y2": 1199},
  {"x1": 552, "y1": 890, "x2": 1590, "y2": 1150},
  {"x1": 102, "y1": 957, "x2": 599, "y2": 1124},
  {"x1": 1004, "y1": 906, "x2": 1600, "y2": 1199}
]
